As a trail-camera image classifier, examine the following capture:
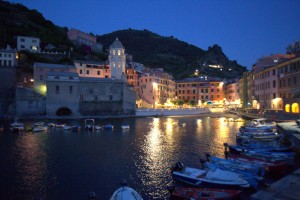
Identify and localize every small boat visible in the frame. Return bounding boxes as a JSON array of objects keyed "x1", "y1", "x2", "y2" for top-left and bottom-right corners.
[
  {"x1": 94, "y1": 125, "x2": 104, "y2": 130},
  {"x1": 85, "y1": 119, "x2": 95, "y2": 130},
  {"x1": 72, "y1": 125, "x2": 81, "y2": 132},
  {"x1": 33, "y1": 126, "x2": 48, "y2": 132},
  {"x1": 63, "y1": 126, "x2": 72, "y2": 131},
  {"x1": 110, "y1": 179, "x2": 142, "y2": 200},
  {"x1": 169, "y1": 187, "x2": 241, "y2": 200},
  {"x1": 34, "y1": 122, "x2": 45, "y2": 127},
  {"x1": 10, "y1": 122, "x2": 25, "y2": 133},
  {"x1": 55, "y1": 123, "x2": 65, "y2": 128},
  {"x1": 247, "y1": 118, "x2": 276, "y2": 129},
  {"x1": 121, "y1": 125, "x2": 130, "y2": 129},
  {"x1": 47, "y1": 123, "x2": 56, "y2": 128},
  {"x1": 104, "y1": 124, "x2": 114, "y2": 130},
  {"x1": 172, "y1": 162, "x2": 250, "y2": 189}
]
